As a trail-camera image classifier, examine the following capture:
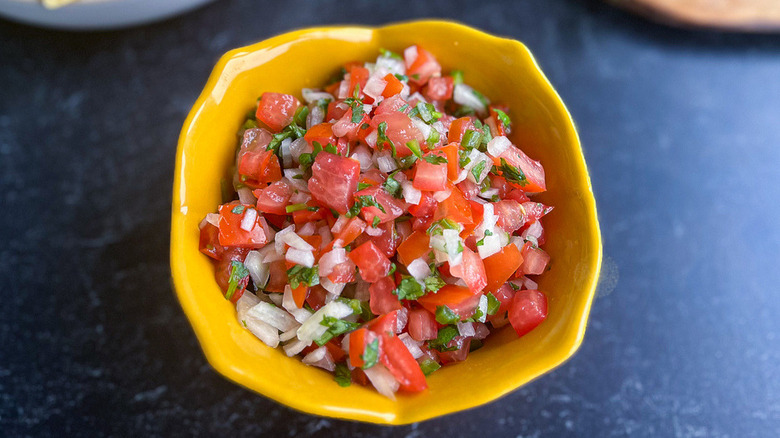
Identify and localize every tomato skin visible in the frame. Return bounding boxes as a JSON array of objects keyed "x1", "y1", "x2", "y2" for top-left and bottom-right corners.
[
  {"x1": 417, "y1": 284, "x2": 481, "y2": 319},
  {"x1": 292, "y1": 284, "x2": 309, "y2": 309},
  {"x1": 491, "y1": 144, "x2": 547, "y2": 193},
  {"x1": 488, "y1": 284, "x2": 516, "y2": 321},
  {"x1": 240, "y1": 127, "x2": 273, "y2": 153},
  {"x1": 253, "y1": 179, "x2": 293, "y2": 215},
  {"x1": 305, "y1": 285, "x2": 328, "y2": 311},
  {"x1": 292, "y1": 202, "x2": 326, "y2": 225},
  {"x1": 217, "y1": 202, "x2": 269, "y2": 249},
  {"x1": 214, "y1": 247, "x2": 250, "y2": 296},
  {"x1": 369, "y1": 111, "x2": 424, "y2": 157},
  {"x1": 304, "y1": 122, "x2": 338, "y2": 148},
  {"x1": 349, "y1": 328, "x2": 370, "y2": 368},
  {"x1": 238, "y1": 149, "x2": 282, "y2": 188},
  {"x1": 199, "y1": 222, "x2": 224, "y2": 260},
  {"x1": 508, "y1": 289, "x2": 548, "y2": 337},
  {"x1": 326, "y1": 101, "x2": 347, "y2": 122},
  {"x1": 521, "y1": 201, "x2": 554, "y2": 224},
  {"x1": 348, "y1": 241, "x2": 391, "y2": 283},
  {"x1": 379, "y1": 332, "x2": 428, "y2": 392},
  {"x1": 519, "y1": 242, "x2": 550, "y2": 276},
  {"x1": 369, "y1": 276, "x2": 402, "y2": 315},
  {"x1": 325, "y1": 340, "x2": 347, "y2": 363},
  {"x1": 374, "y1": 95, "x2": 409, "y2": 116},
  {"x1": 327, "y1": 259, "x2": 357, "y2": 284},
  {"x1": 506, "y1": 189, "x2": 530, "y2": 203},
  {"x1": 308, "y1": 152, "x2": 361, "y2": 214},
  {"x1": 370, "y1": 221, "x2": 401, "y2": 258},
  {"x1": 348, "y1": 65, "x2": 370, "y2": 98},
  {"x1": 366, "y1": 311, "x2": 399, "y2": 335},
  {"x1": 407, "y1": 308, "x2": 438, "y2": 341},
  {"x1": 396, "y1": 230, "x2": 431, "y2": 266},
  {"x1": 265, "y1": 259, "x2": 288, "y2": 293},
  {"x1": 437, "y1": 336, "x2": 471, "y2": 365},
  {"x1": 423, "y1": 76, "x2": 453, "y2": 101},
  {"x1": 382, "y1": 73, "x2": 404, "y2": 98},
  {"x1": 412, "y1": 158, "x2": 448, "y2": 191},
  {"x1": 326, "y1": 217, "x2": 366, "y2": 251},
  {"x1": 256, "y1": 92, "x2": 300, "y2": 132},
  {"x1": 407, "y1": 191, "x2": 436, "y2": 218},
  {"x1": 483, "y1": 244, "x2": 524, "y2": 292},
  {"x1": 433, "y1": 143, "x2": 459, "y2": 181},
  {"x1": 449, "y1": 246, "x2": 488, "y2": 293},
  {"x1": 433, "y1": 184, "x2": 473, "y2": 226}
]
